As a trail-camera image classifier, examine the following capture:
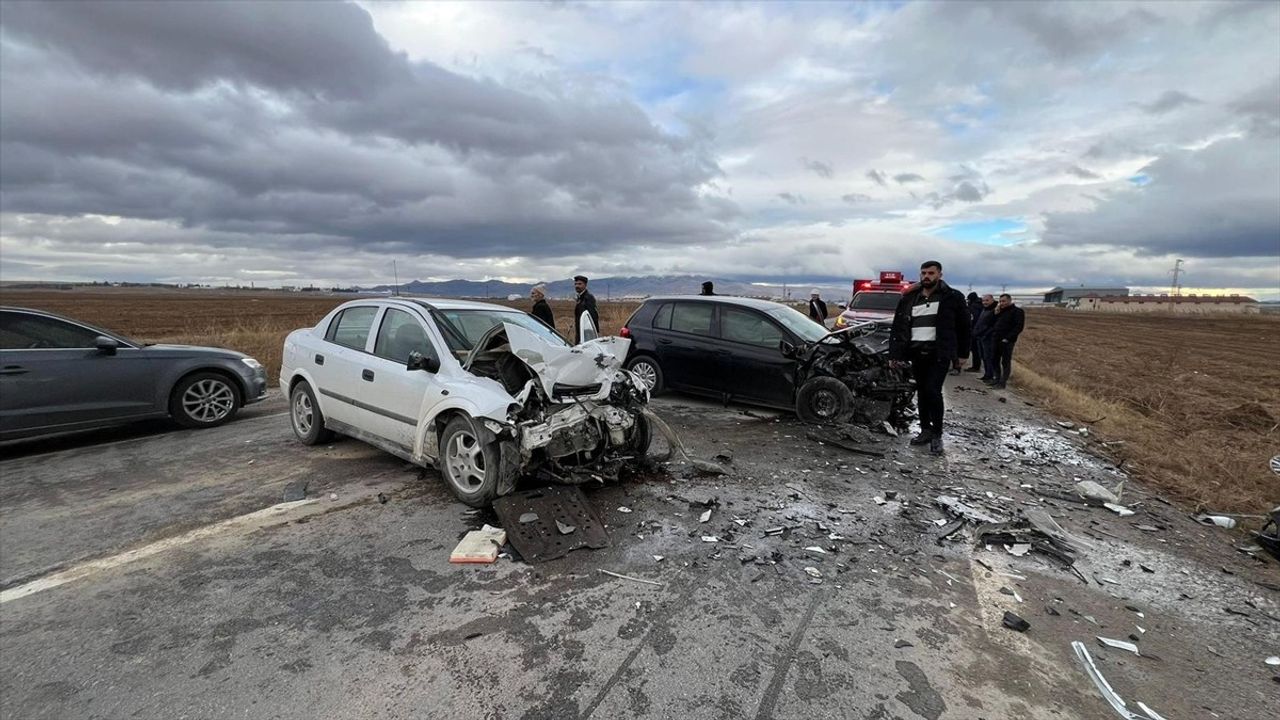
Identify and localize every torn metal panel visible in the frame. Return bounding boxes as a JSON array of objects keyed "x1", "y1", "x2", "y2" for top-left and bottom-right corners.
[
  {"x1": 1072, "y1": 641, "x2": 1164, "y2": 720},
  {"x1": 936, "y1": 495, "x2": 1003, "y2": 525},
  {"x1": 492, "y1": 486, "x2": 610, "y2": 563}
]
